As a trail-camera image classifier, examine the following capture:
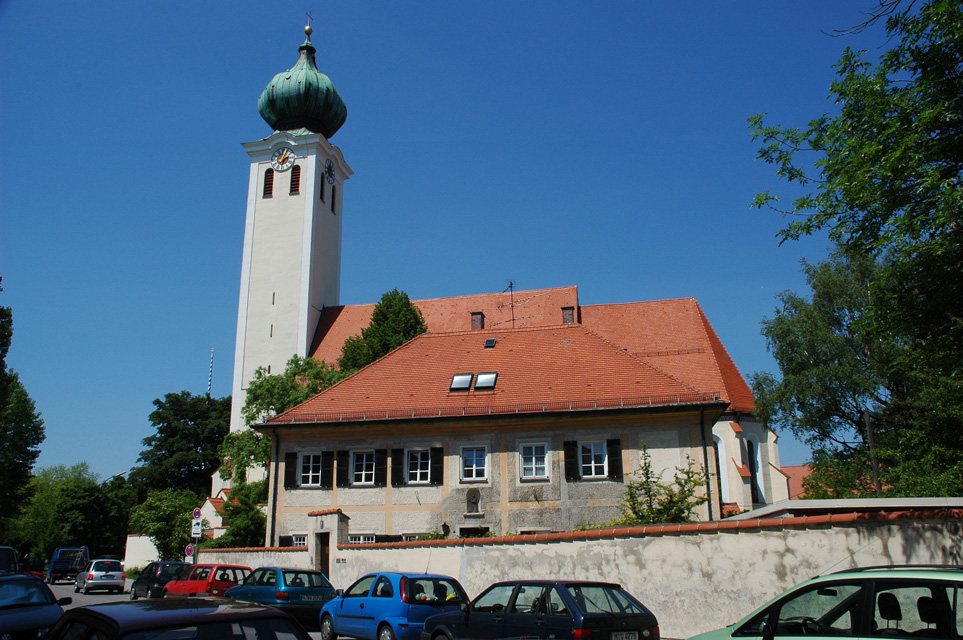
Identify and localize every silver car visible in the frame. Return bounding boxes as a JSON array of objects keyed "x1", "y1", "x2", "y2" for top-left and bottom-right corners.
[{"x1": 74, "y1": 559, "x2": 125, "y2": 594}]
